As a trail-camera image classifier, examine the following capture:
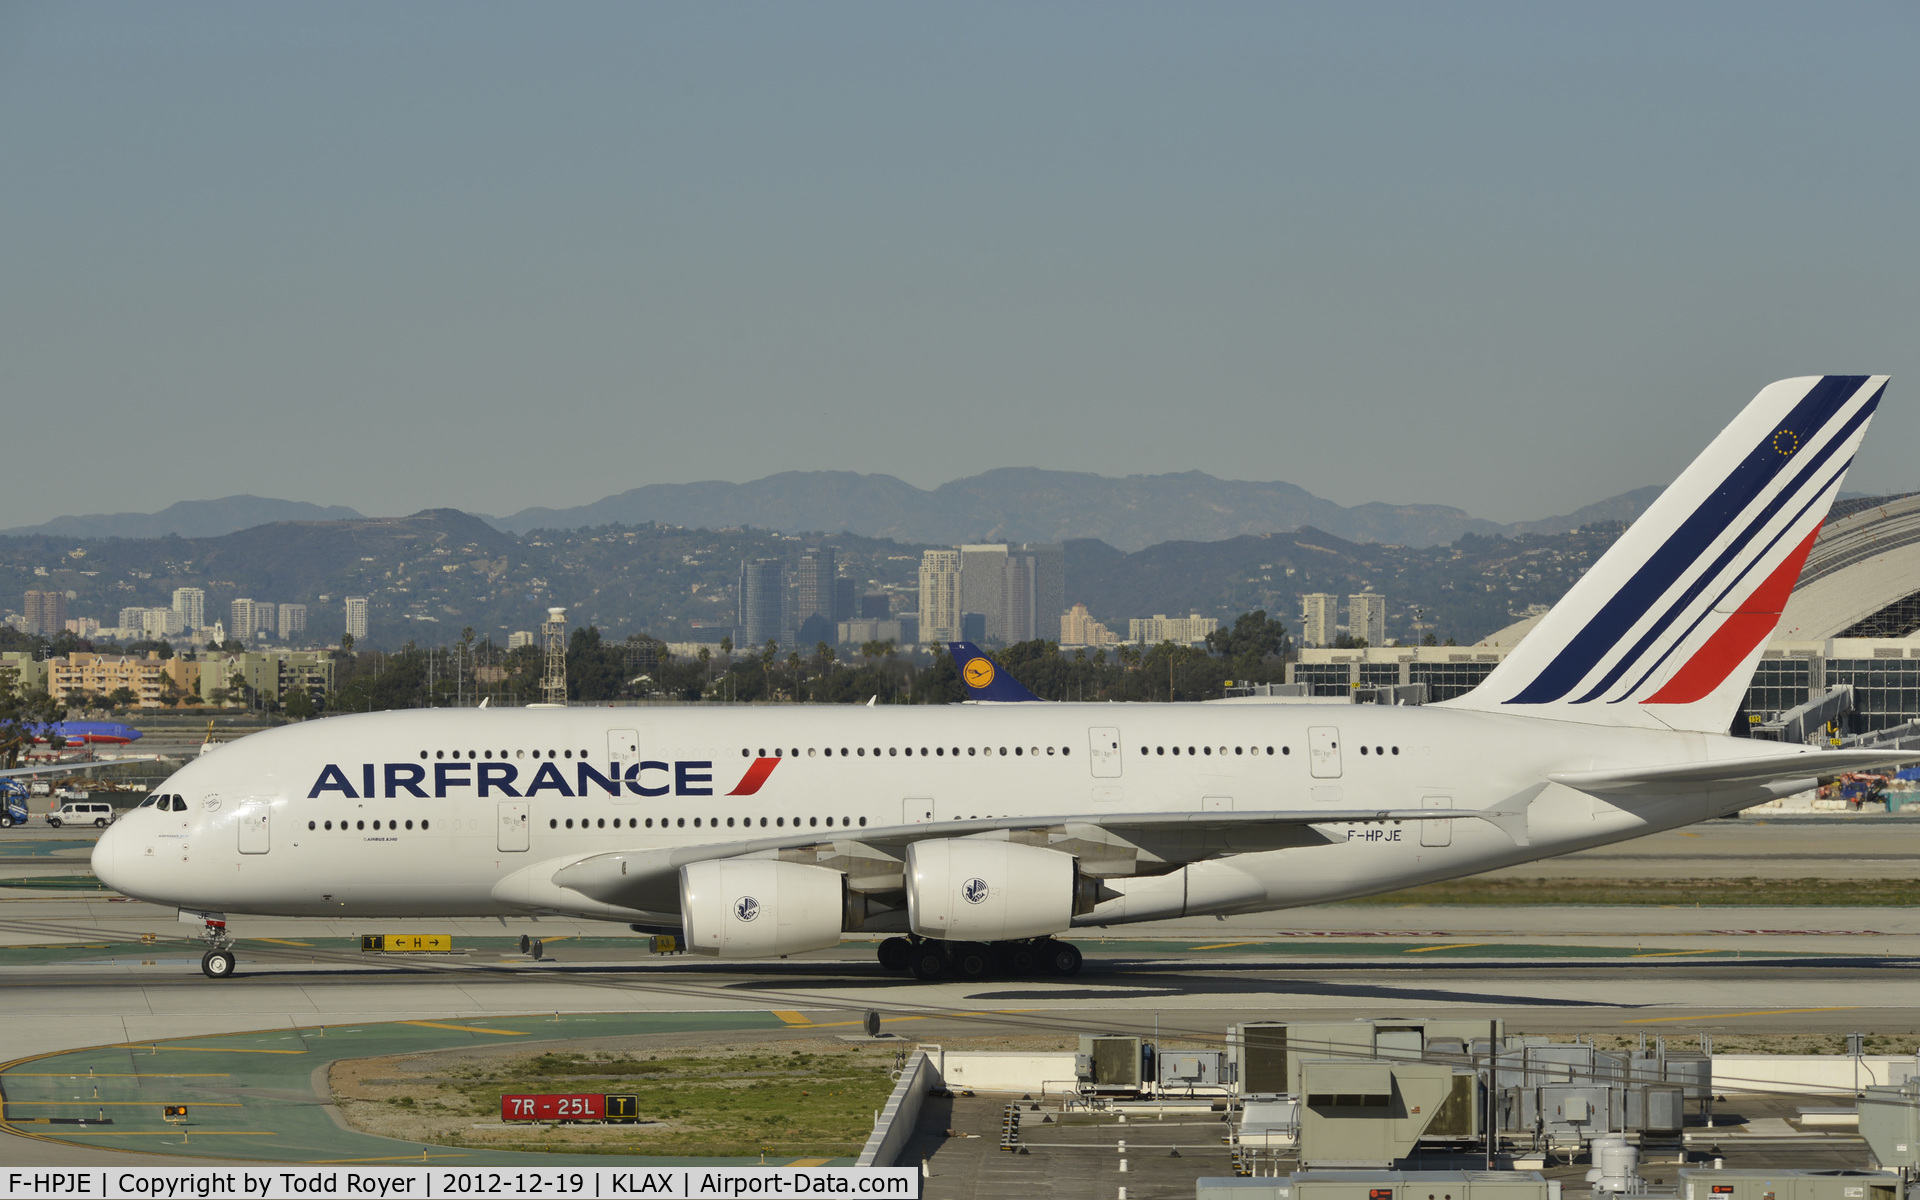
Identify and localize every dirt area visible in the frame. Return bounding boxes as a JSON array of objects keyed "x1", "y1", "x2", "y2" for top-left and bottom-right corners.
[{"x1": 329, "y1": 1033, "x2": 1074, "y2": 1160}]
